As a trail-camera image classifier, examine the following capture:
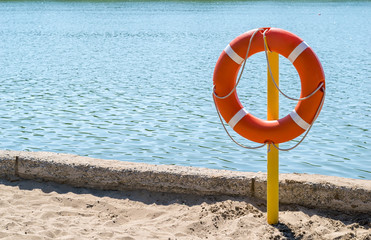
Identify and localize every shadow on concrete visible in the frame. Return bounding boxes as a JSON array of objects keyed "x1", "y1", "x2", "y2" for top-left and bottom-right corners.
[{"x1": 1, "y1": 178, "x2": 262, "y2": 208}]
